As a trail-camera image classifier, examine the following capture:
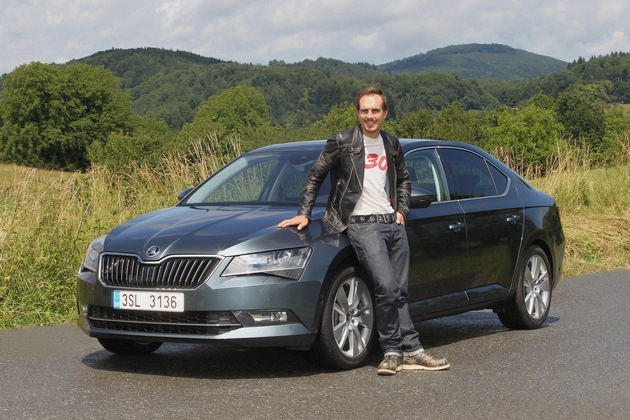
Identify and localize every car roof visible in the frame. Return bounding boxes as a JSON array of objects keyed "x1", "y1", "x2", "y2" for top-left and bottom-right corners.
[
  {"x1": 248, "y1": 139, "x2": 498, "y2": 163},
  {"x1": 249, "y1": 138, "x2": 475, "y2": 154},
  {"x1": 246, "y1": 138, "x2": 516, "y2": 179}
]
